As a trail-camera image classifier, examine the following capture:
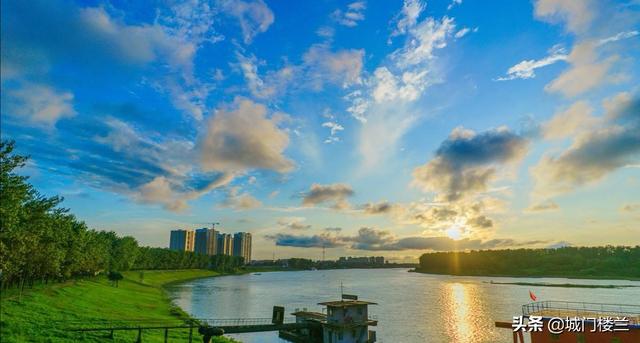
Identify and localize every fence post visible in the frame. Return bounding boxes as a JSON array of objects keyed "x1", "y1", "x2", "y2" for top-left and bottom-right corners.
[
  {"x1": 136, "y1": 327, "x2": 142, "y2": 343},
  {"x1": 188, "y1": 326, "x2": 193, "y2": 343},
  {"x1": 164, "y1": 328, "x2": 168, "y2": 343}
]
